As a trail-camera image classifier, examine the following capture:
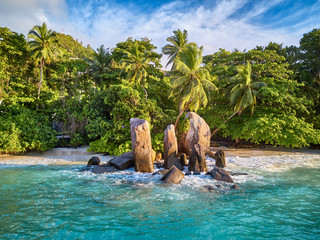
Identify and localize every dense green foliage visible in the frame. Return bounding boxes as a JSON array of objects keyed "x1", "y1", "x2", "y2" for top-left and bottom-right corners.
[{"x1": 0, "y1": 24, "x2": 319, "y2": 155}]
